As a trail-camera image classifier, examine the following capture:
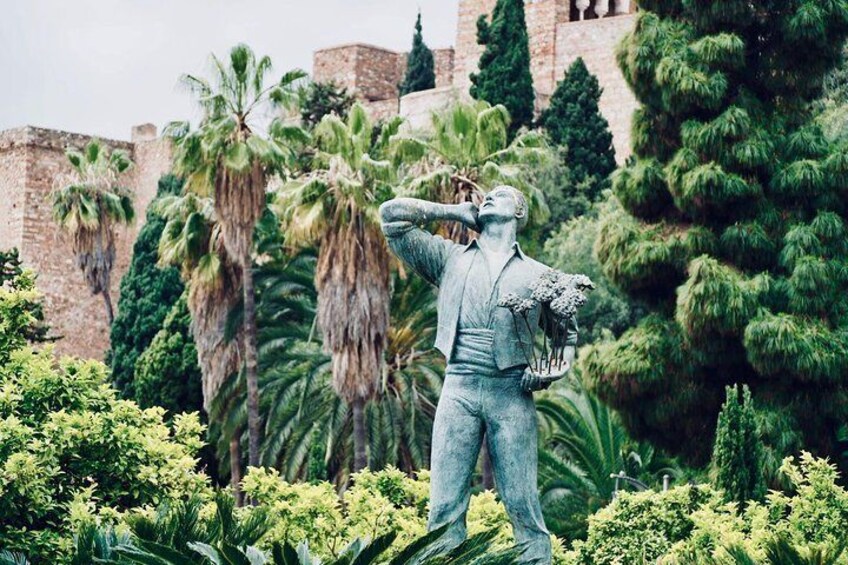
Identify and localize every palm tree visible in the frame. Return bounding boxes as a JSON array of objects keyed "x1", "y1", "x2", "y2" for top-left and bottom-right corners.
[
  {"x1": 536, "y1": 382, "x2": 682, "y2": 541},
  {"x1": 155, "y1": 191, "x2": 245, "y2": 498},
  {"x1": 369, "y1": 273, "x2": 443, "y2": 472},
  {"x1": 52, "y1": 139, "x2": 134, "y2": 324},
  {"x1": 165, "y1": 43, "x2": 307, "y2": 467},
  {"x1": 391, "y1": 100, "x2": 550, "y2": 243},
  {"x1": 274, "y1": 104, "x2": 399, "y2": 471},
  {"x1": 215, "y1": 238, "x2": 442, "y2": 484}
]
